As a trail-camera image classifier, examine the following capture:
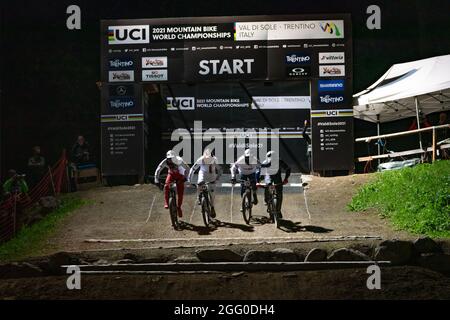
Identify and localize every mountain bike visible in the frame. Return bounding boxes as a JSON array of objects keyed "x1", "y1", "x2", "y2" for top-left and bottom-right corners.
[
  {"x1": 166, "y1": 181, "x2": 180, "y2": 230},
  {"x1": 257, "y1": 182, "x2": 284, "y2": 228},
  {"x1": 195, "y1": 181, "x2": 215, "y2": 229},
  {"x1": 152, "y1": 176, "x2": 180, "y2": 230},
  {"x1": 235, "y1": 178, "x2": 255, "y2": 225}
]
